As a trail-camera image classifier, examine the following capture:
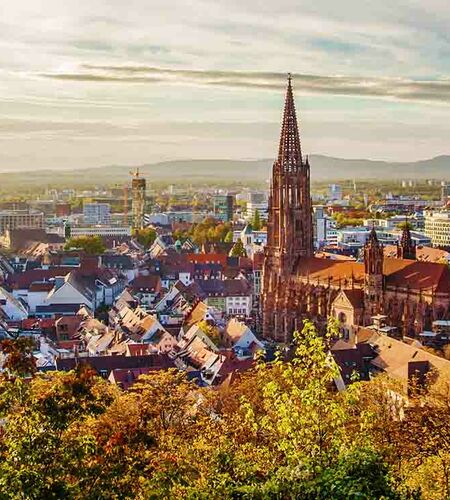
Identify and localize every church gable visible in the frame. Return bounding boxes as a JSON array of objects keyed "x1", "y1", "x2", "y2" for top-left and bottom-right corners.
[
  {"x1": 332, "y1": 289, "x2": 364, "y2": 315},
  {"x1": 332, "y1": 291, "x2": 354, "y2": 310}
]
